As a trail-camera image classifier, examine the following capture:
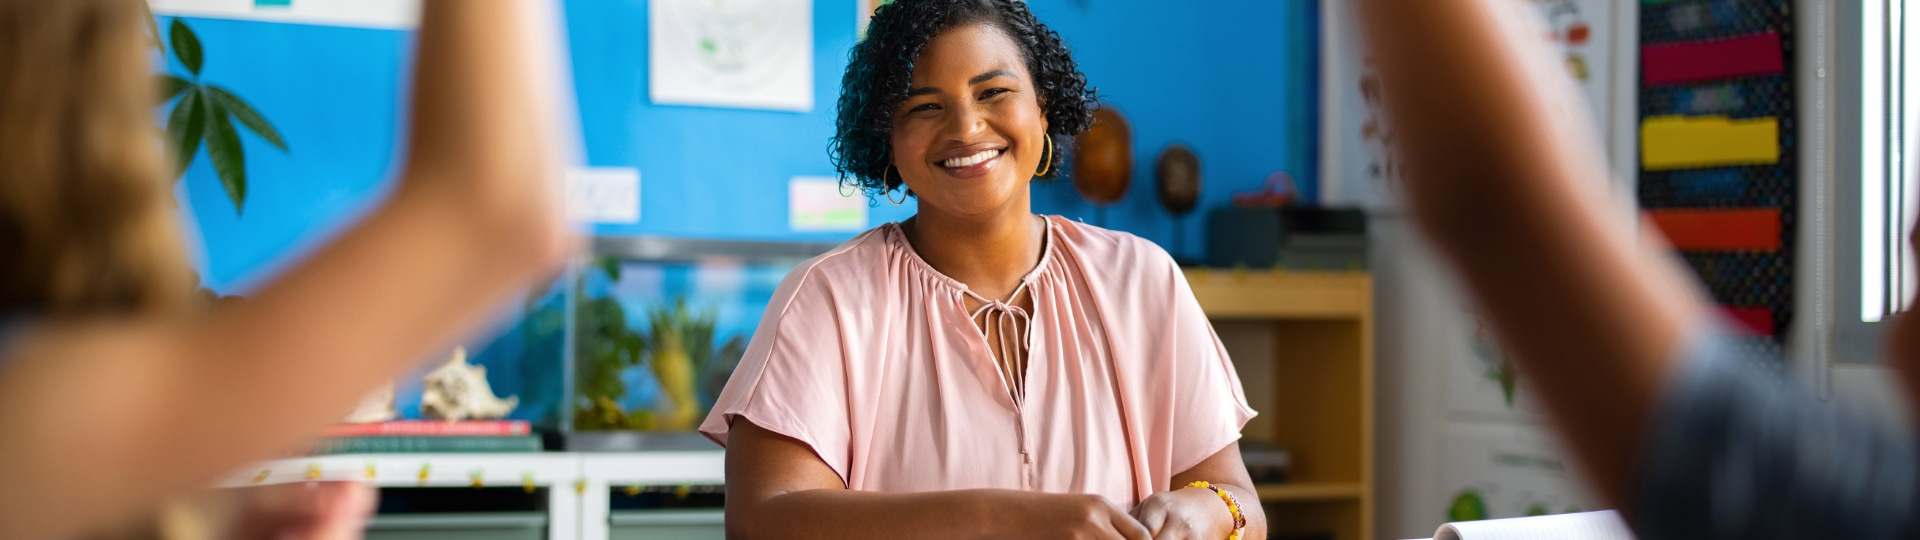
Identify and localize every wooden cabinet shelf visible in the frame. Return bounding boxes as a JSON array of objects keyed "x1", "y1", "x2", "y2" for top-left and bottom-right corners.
[
  {"x1": 1256, "y1": 482, "x2": 1368, "y2": 502},
  {"x1": 1187, "y1": 268, "x2": 1373, "y2": 540},
  {"x1": 1184, "y1": 269, "x2": 1371, "y2": 319}
]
